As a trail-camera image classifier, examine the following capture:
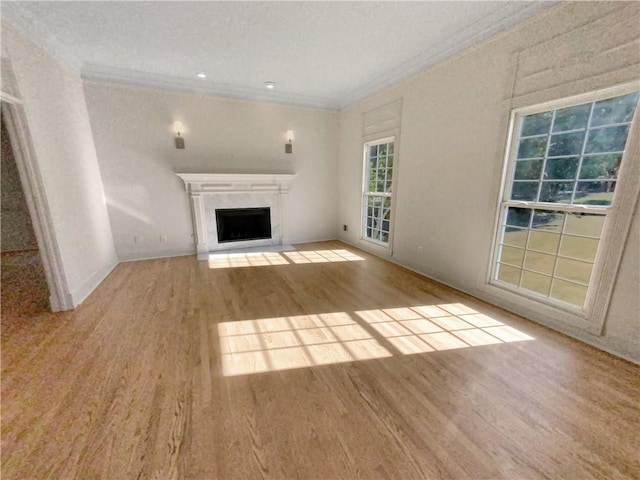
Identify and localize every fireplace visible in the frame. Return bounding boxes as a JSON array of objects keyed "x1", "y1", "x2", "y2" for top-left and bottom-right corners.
[
  {"x1": 216, "y1": 207, "x2": 271, "y2": 243},
  {"x1": 176, "y1": 173, "x2": 295, "y2": 259}
]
